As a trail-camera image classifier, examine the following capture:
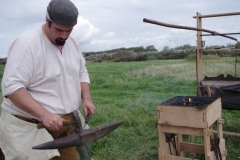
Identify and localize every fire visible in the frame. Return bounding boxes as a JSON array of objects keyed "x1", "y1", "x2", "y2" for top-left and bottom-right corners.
[
  {"x1": 184, "y1": 98, "x2": 192, "y2": 105},
  {"x1": 189, "y1": 98, "x2": 192, "y2": 103}
]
